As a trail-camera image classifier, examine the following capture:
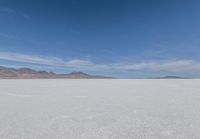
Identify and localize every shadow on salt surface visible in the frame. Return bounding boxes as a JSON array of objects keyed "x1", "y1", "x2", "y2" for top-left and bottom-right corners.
[
  {"x1": 51, "y1": 115, "x2": 73, "y2": 121},
  {"x1": 4, "y1": 93, "x2": 33, "y2": 98},
  {"x1": 74, "y1": 95, "x2": 88, "y2": 99}
]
